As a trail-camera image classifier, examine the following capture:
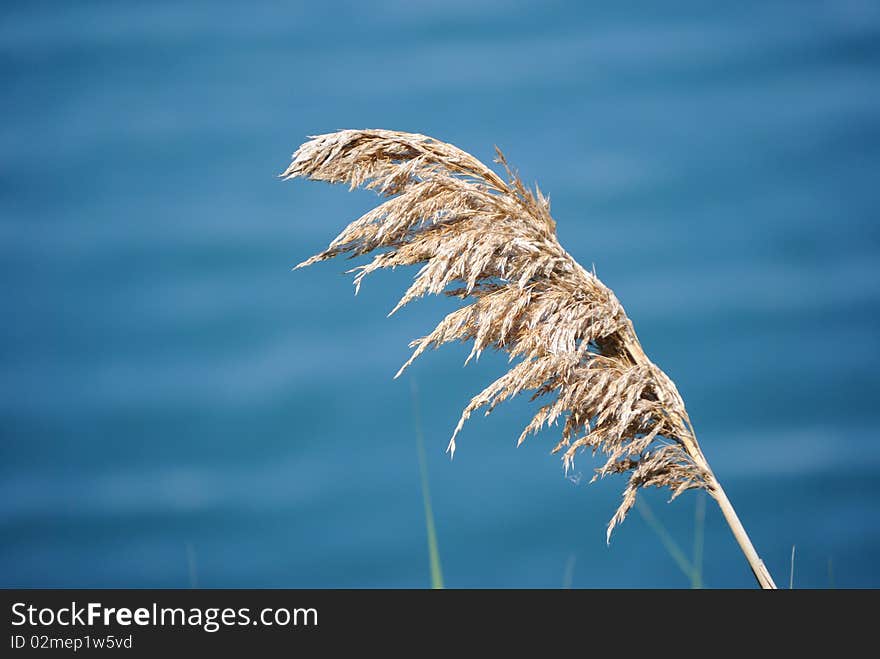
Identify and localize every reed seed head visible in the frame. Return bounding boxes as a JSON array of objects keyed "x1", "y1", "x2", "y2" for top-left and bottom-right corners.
[{"x1": 282, "y1": 129, "x2": 712, "y2": 540}]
